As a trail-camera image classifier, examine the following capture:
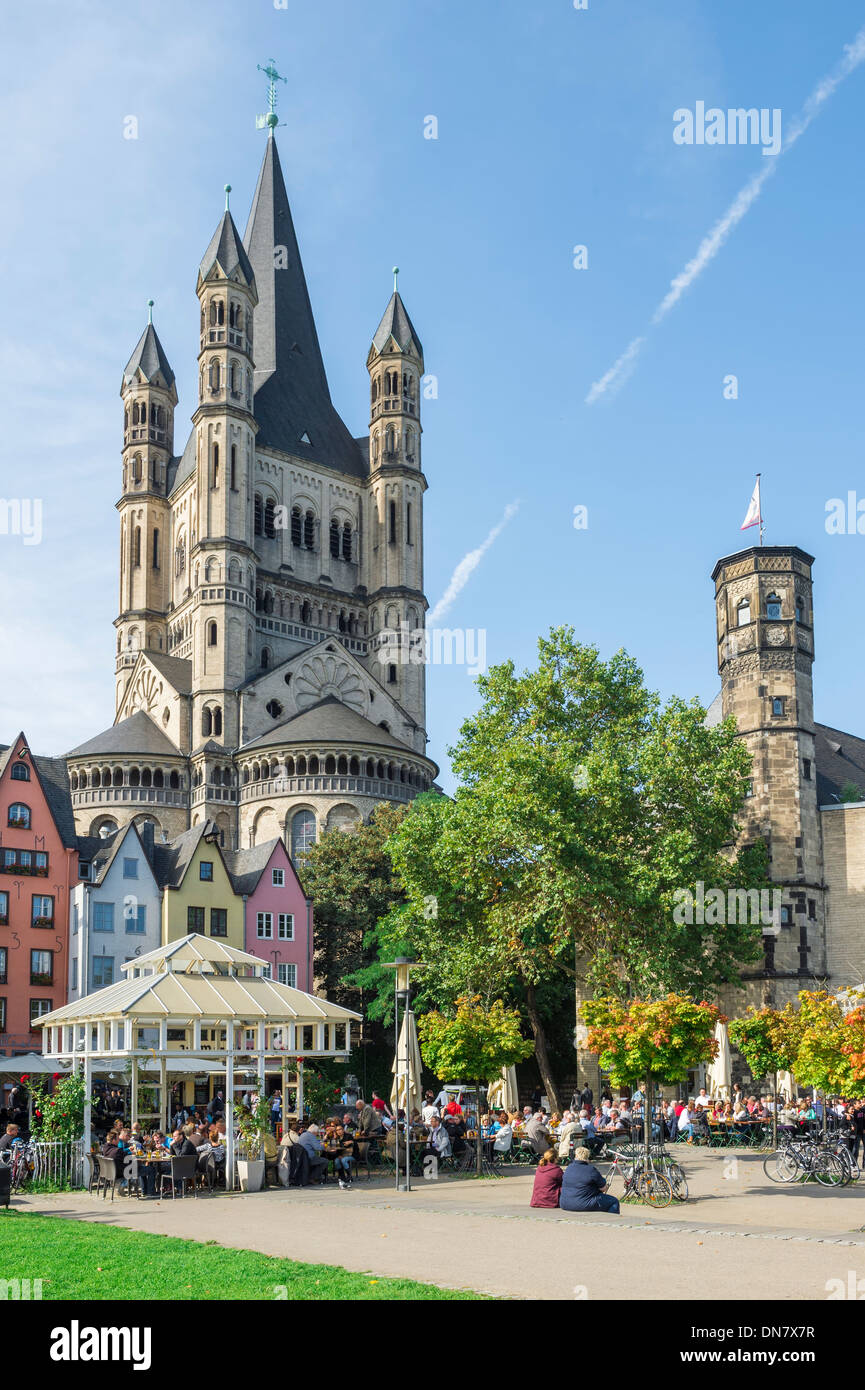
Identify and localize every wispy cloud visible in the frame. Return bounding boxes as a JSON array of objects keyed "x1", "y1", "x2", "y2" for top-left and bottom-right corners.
[
  {"x1": 586, "y1": 23, "x2": 865, "y2": 404},
  {"x1": 427, "y1": 502, "x2": 520, "y2": 625}
]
